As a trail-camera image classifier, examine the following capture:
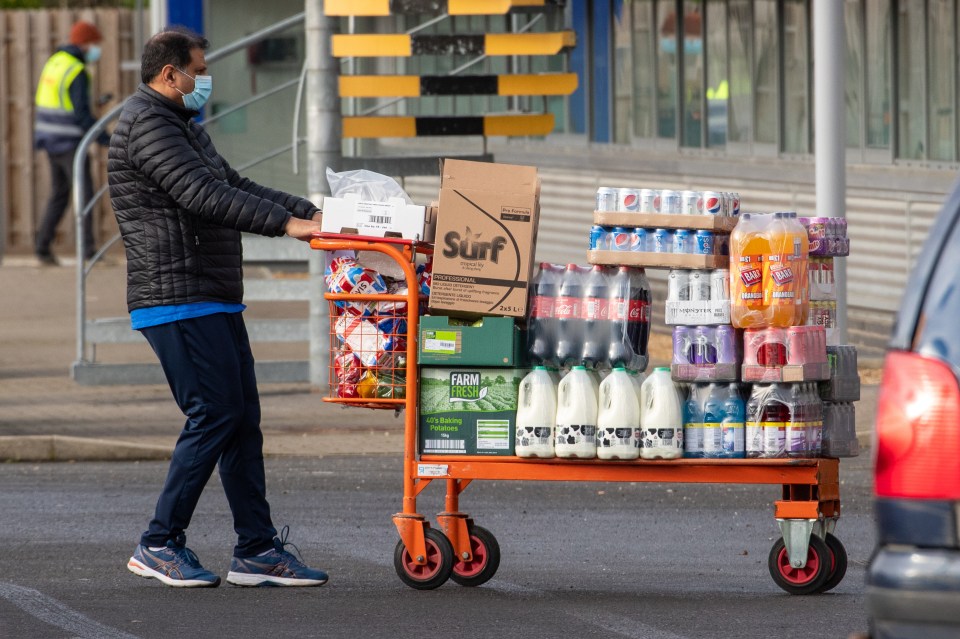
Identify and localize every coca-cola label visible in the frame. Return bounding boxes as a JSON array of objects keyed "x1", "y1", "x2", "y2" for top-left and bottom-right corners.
[
  {"x1": 554, "y1": 296, "x2": 581, "y2": 320},
  {"x1": 609, "y1": 299, "x2": 649, "y2": 322},
  {"x1": 530, "y1": 295, "x2": 554, "y2": 318},
  {"x1": 582, "y1": 297, "x2": 609, "y2": 320}
]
